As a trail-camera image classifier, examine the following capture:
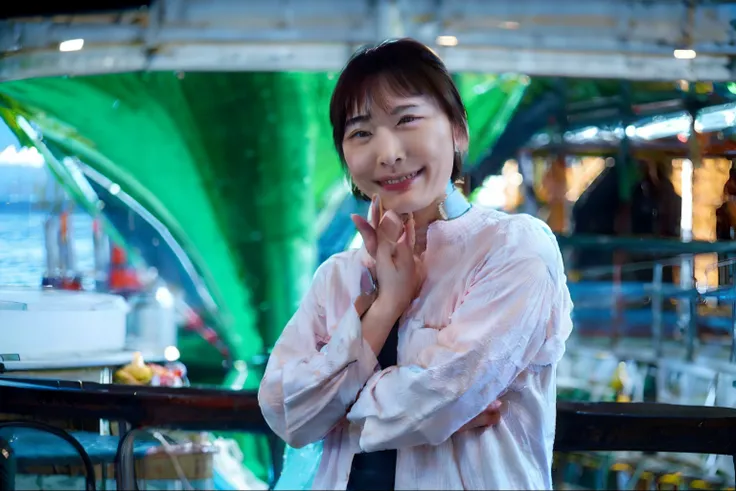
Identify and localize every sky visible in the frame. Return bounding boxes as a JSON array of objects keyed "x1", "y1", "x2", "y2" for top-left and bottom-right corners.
[
  {"x1": 0, "y1": 120, "x2": 19, "y2": 150},
  {"x1": 0, "y1": 120, "x2": 44, "y2": 168}
]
